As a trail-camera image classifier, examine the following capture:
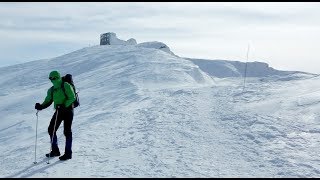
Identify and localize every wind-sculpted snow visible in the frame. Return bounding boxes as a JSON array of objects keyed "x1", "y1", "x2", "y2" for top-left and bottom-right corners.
[
  {"x1": 0, "y1": 45, "x2": 319, "y2": 177},
  {"x1": 188, "y1": 58, "x2": 317, "y2": 79},
  {"x1": 136, "y1": 41, "x2": 176, "y2": 56}
]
